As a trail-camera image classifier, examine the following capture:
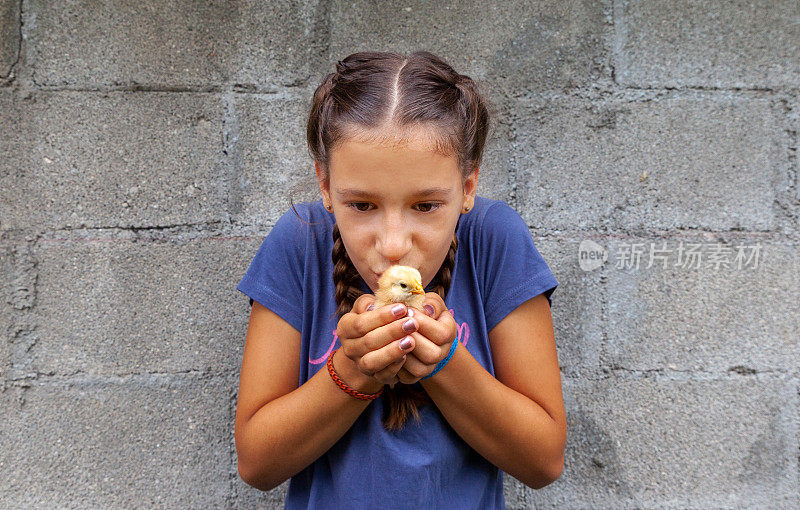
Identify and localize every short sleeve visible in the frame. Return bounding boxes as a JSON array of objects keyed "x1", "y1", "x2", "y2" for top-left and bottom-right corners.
[
  {"x1": 479, "y1": 202, "x2": 559, "y2": 333},
  {"x1": 236, "y1": 207, "x2": 307, "y2": 333}
]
